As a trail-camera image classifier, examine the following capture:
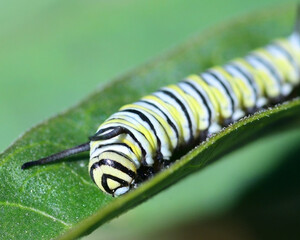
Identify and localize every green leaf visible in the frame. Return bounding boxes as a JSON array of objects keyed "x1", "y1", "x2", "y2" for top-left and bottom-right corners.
[{"x1": 0, "y1": 4, "x2": 299, "y2": 240}]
